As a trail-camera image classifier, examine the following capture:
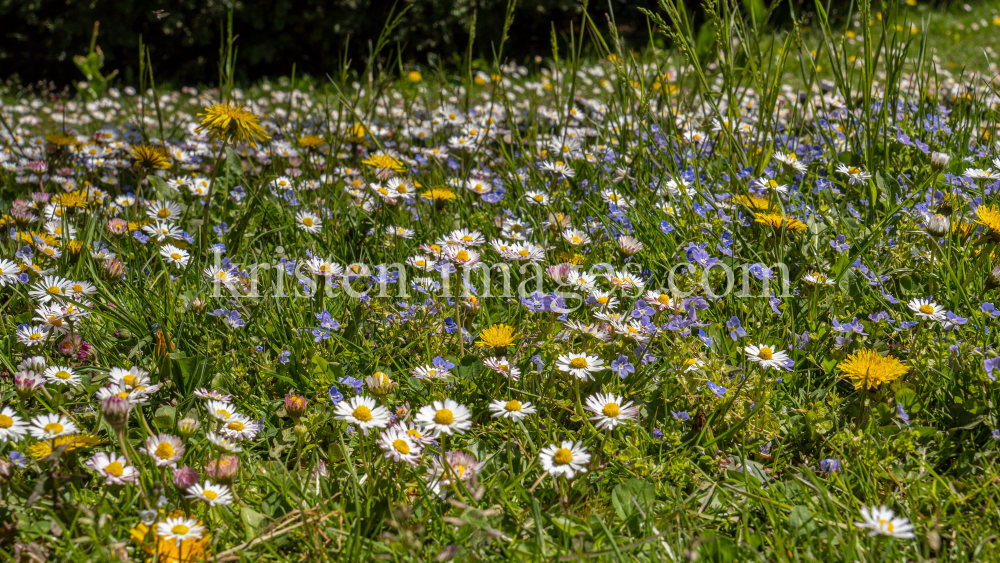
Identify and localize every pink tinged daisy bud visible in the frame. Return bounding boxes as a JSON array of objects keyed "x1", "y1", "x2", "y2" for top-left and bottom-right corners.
[
  {"x1": 284, "y1": 394, "x2": 308, "y2": 422},
  {"x1": 177, "y1": 417, "x2": 201, "y2": 439},
  {"x1": 173, "y1": 465, "x2": 201, "y2": 490},
  {"x1": 189, "y1": 298, "x2": 207, "y2": 314},
  {"x1": 101, "y1": 395, "x2": 132, "y2": 431},
  {"x1": 14, "y1": 371, "x2": 45, "y2": 401},
  {"x1": 205, "y1": 455, "x2": 240, "y2": 485},
  {"x1": 103, "y1": 257, "x2": 127, "y2": 280},
  {"x1": 107, "y1": 218, "x2": 129, "y2": 236}
]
